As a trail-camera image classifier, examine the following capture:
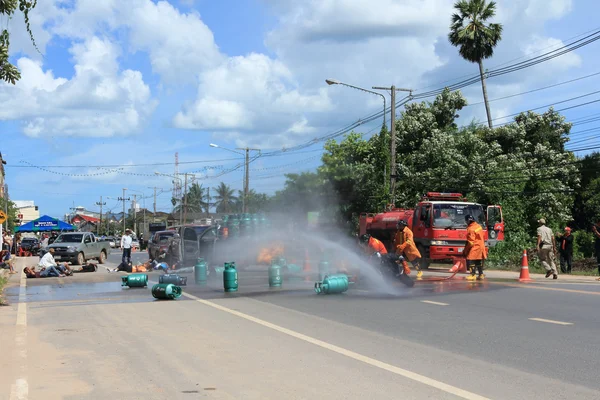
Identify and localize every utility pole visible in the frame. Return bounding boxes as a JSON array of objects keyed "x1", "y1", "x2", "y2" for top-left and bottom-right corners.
[
  {"x1": 95, "y1": 196, "x2": 106, "y2": 235},
  {"x1": 132, "y1": 195, "x2": 137, "y2": 234},
  {"x1": 118, "y1": 188, "x2": 130, "y2": 234},
  {"x1": 372, "y1": 86, "x2": 413, "y2": 205},
  {"x1": 147, "y1": 187, "x2": 158, "y2": 221},
  {"x1": 206, "y1": 187, "x2": 210, "y2": 217},
  {"x1": 244, "y1": 148, "x2": 249, "y2": 213},
  {"x1": 179, "y1": 173, "x2": 195, "y2": 224},
  {"x1": 235, "y1": 147, "x2": 260, "y2": 213}
]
